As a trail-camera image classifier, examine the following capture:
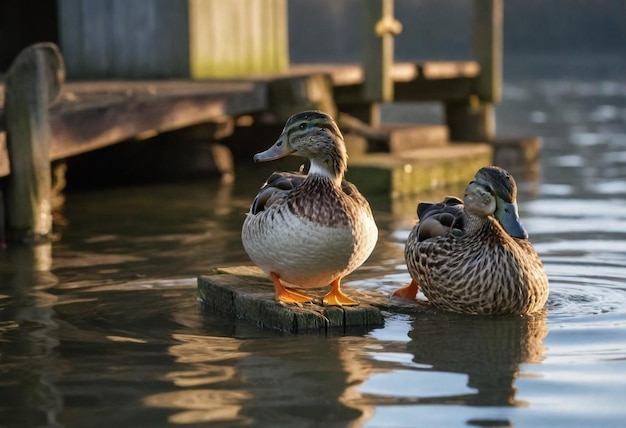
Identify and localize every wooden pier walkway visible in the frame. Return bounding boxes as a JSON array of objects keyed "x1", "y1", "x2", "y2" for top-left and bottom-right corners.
[{"x1": 0, "y1": 60, "x2": 483, "y2": 178}]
